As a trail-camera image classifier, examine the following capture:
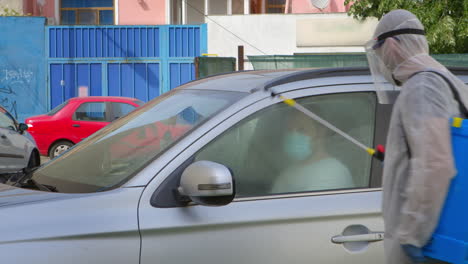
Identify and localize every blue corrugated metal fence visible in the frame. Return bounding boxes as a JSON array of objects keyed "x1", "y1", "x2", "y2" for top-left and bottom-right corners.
[{"x1": 47, "y1": 25, "x2": 207, "y2": 108}]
